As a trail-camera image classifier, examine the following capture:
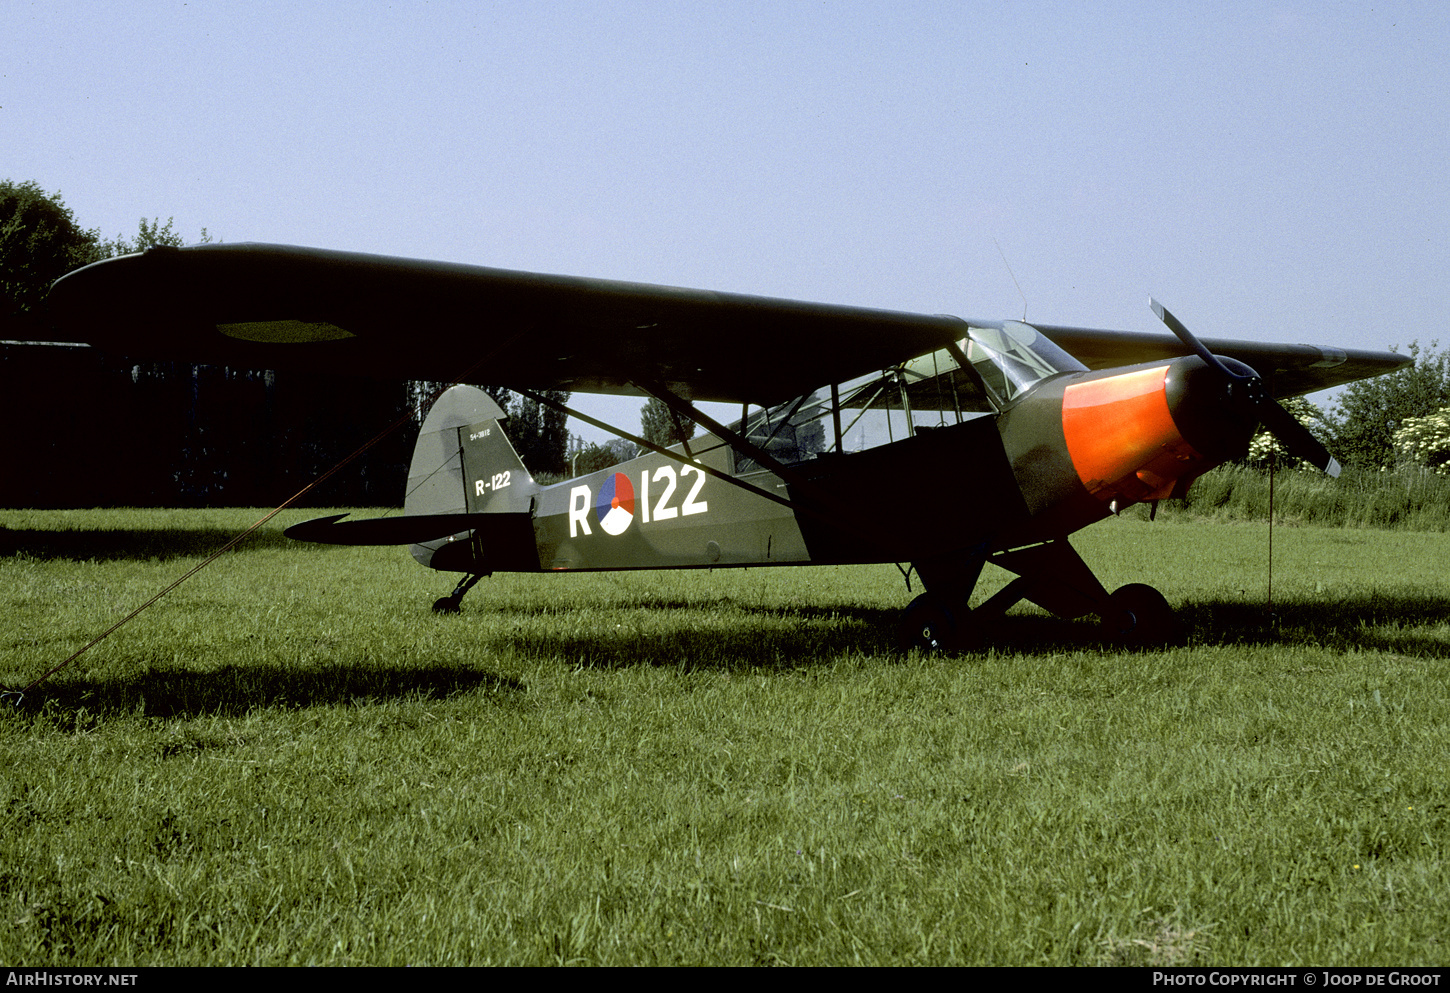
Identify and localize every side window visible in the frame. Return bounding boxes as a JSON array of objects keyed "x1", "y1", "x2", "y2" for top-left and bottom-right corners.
[
  {"x1": 727, "y1": 320, "x2": 1089, "y2": 473},
  {"x1": 900, "y1": 341, "x2": 998, "y2": 420},
  {"x1": 733, "y1": 388, "x2": 833, "y2": 473},
  {"x1": 730, "y1": 338, "x2": 1004, "y2": 472}
]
